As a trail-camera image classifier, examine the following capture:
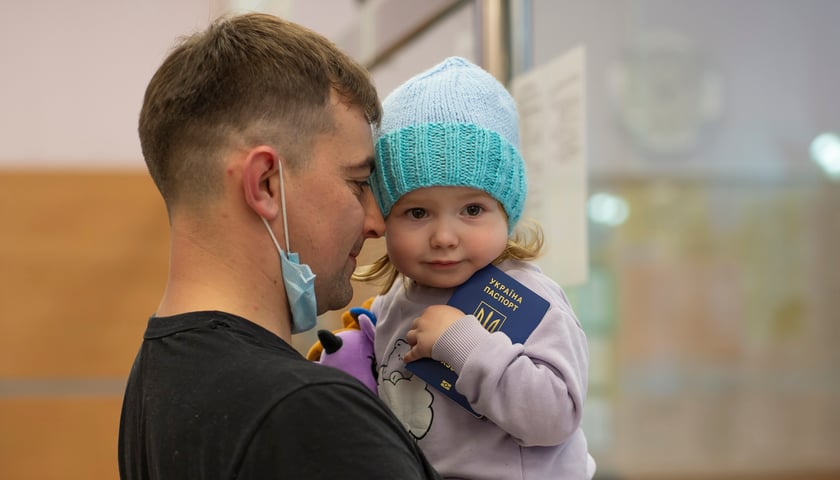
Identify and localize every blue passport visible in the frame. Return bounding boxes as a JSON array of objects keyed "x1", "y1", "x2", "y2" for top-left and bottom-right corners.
[{"x1": 405, "y1": 264, "x2": 550, "y2": 417}]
